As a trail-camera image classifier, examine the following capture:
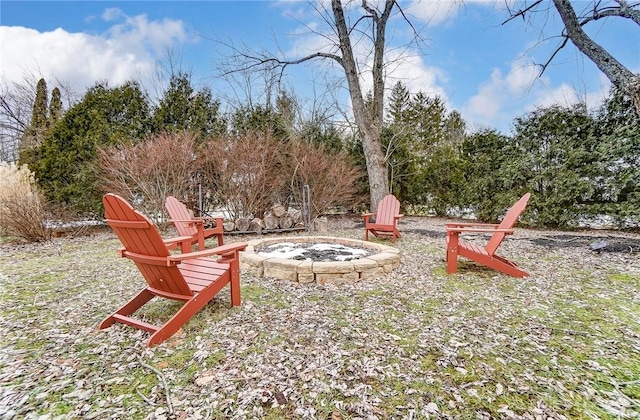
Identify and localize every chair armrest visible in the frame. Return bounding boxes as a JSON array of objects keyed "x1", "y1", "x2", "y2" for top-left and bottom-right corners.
[
  {"x1": 120, "y1": 251, "x2": 170, "y2": 266},
  {"x1": 163, "y1": 235, "x2": 197, "y2": 247},
  {"x1": 362, "y1": 212, "x2": 376, "y2": 221},
  {"x1": 445, "y1": 222, "x2": 499, "y2": 228},
  {"x1": 194, "y1": 216, "x2": 224, "y2": 224},
  {"x1": 446, "y1": 227, "x2": 514, "y2": 234},
  {"x1": 119, "y1": 243, "x2": 247, "y2": 266},
  {"x1": 167, "y1": 242, "x2": 248, "y2": 264}
]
